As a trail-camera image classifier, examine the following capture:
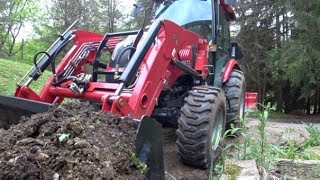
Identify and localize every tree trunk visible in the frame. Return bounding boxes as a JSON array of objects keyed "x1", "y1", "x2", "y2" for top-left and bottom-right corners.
[
  {"x1": 318, "y1": 87, "x2": 320, "y2": 114},
  {"x1": 276, "y1": 81, "x2": 283, "y2": 112},
  {"x1": 314, "y1": 89, "x2": 318, "y2": 115},
  {"x1": 306, "y1": 98, "x2": 311, "y2": 115}
]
